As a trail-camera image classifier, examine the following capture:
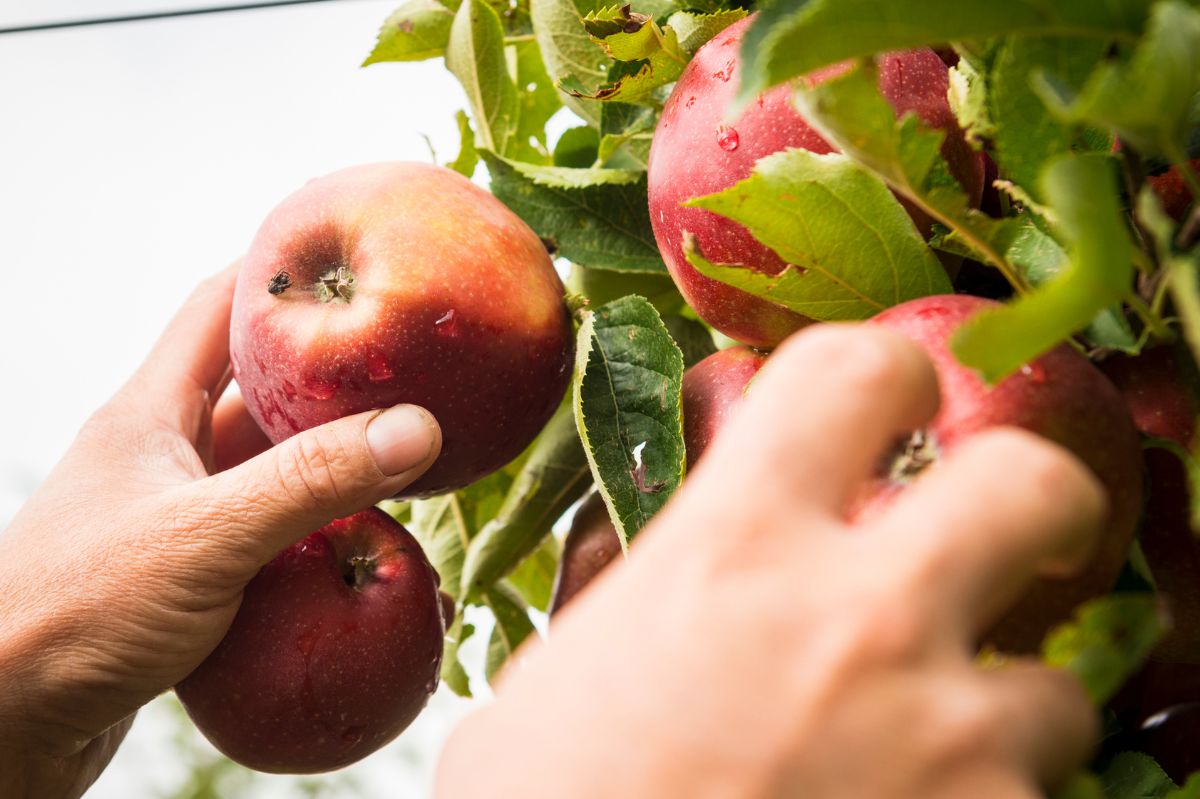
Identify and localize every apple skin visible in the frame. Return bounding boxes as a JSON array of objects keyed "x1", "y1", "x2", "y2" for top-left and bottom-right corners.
[
  {"x1": 1104, "y1": 345, "x2": 1200, "y2": 663},
  {"x1": 175, "y1": 508, "x2": 446, "y2": 774},
  {"x1": 549, "y1": 492, "x2": 623, "y2": 616},
  {"x1": 1148, "y1": 159, "x2": 1200, "y2": 222},
  {"x1": 864, "y1": 294, "x2": 1143, "y2": 652},
  {"x1": 230, "y1": 162, "x2": 574, "y2": 498},
  {"x1": 682, "y1": 345, "x2": 767, "y2": 469},
  {"x1": 647, "y1": 14, "x2": 984, "y2": 350}
]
